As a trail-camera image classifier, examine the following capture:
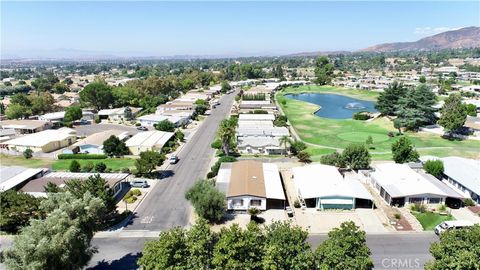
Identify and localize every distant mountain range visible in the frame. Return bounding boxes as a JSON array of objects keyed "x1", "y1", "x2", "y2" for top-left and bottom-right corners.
[{"x1": 361, "y1": 26, "x2": 480, "y2": 52}]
